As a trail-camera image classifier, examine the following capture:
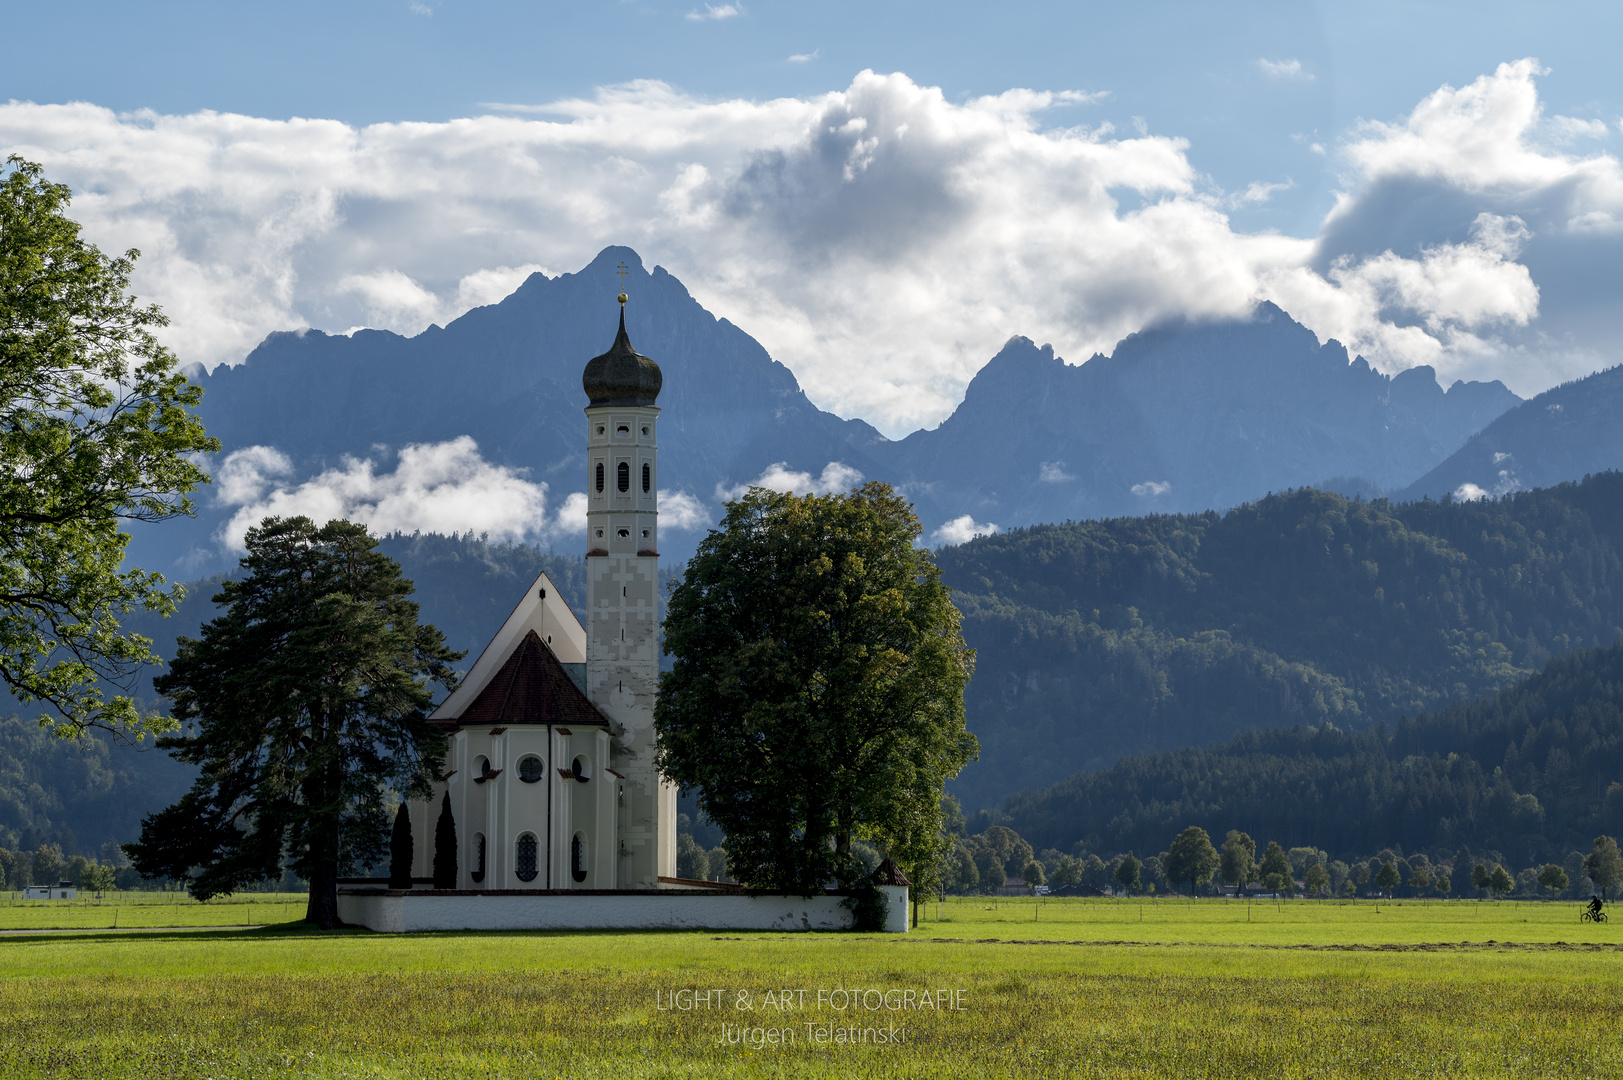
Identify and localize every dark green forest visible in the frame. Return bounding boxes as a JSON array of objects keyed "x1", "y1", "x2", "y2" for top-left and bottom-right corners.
[
  {"x1": 1005, "y1": 636, "x2": 1623, "y2": 866},
  {"x1": 939, "y1": 472, "x2": 1623, "y2": 808}
]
